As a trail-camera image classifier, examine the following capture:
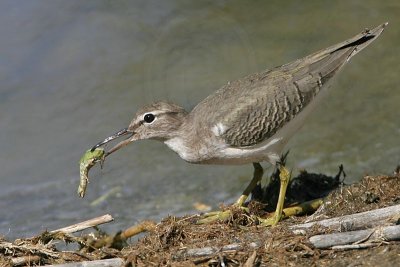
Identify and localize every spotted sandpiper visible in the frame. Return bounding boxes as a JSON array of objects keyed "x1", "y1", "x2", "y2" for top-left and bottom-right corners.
[{"x1": 91, "y1": 23, "x2": 387, "y2": 225}]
